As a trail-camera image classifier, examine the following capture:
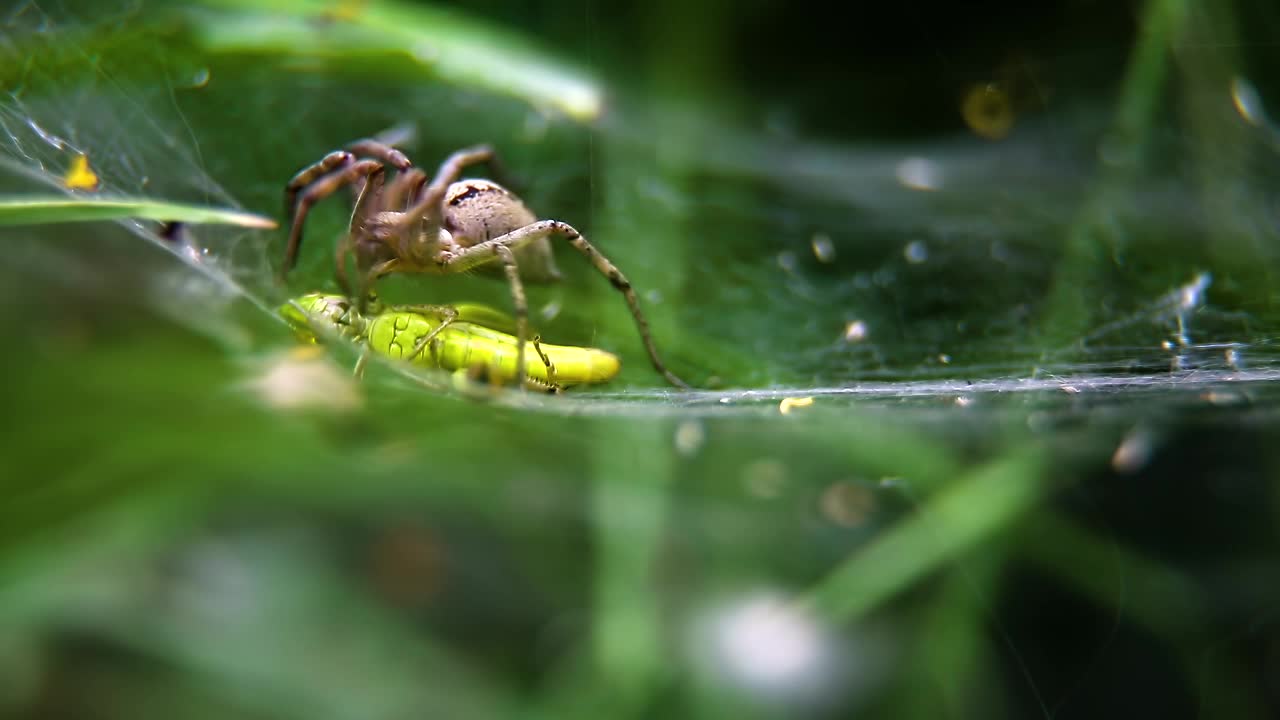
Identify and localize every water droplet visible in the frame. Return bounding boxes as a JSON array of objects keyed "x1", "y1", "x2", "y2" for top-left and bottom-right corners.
[
  {"x1": 903, "y1": 240, "x2": 928, "y2": 264},
  {"x1": 810, "y1": 233, "x2": 836, "y2": 263},
  {"x1": 896, "y1": 156, "x2": 942, "y2": 191}
]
